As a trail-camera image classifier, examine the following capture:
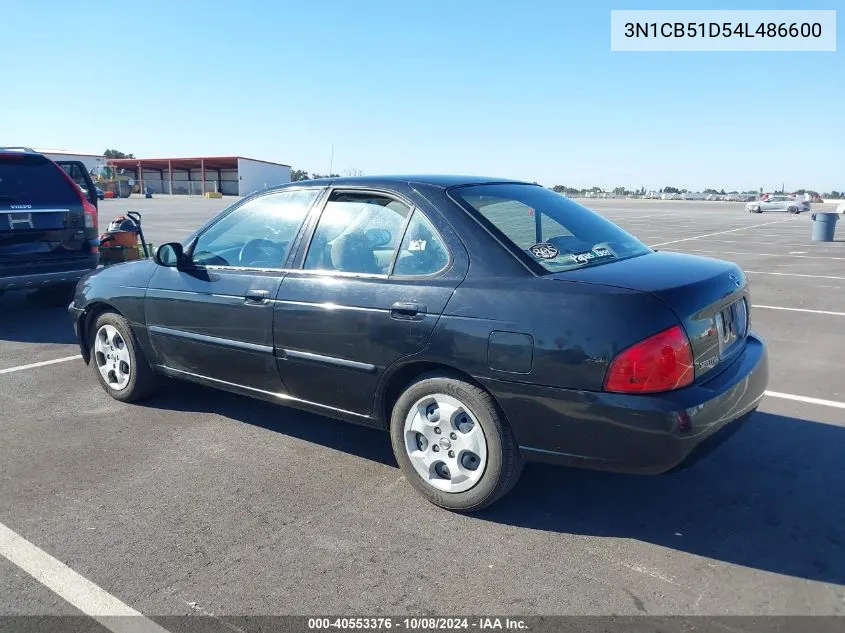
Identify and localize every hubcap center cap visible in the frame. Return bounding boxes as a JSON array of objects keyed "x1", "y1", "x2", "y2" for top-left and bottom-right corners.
[{"x1": 438, "y1": 437, "x2": 452, "y2": 451}]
